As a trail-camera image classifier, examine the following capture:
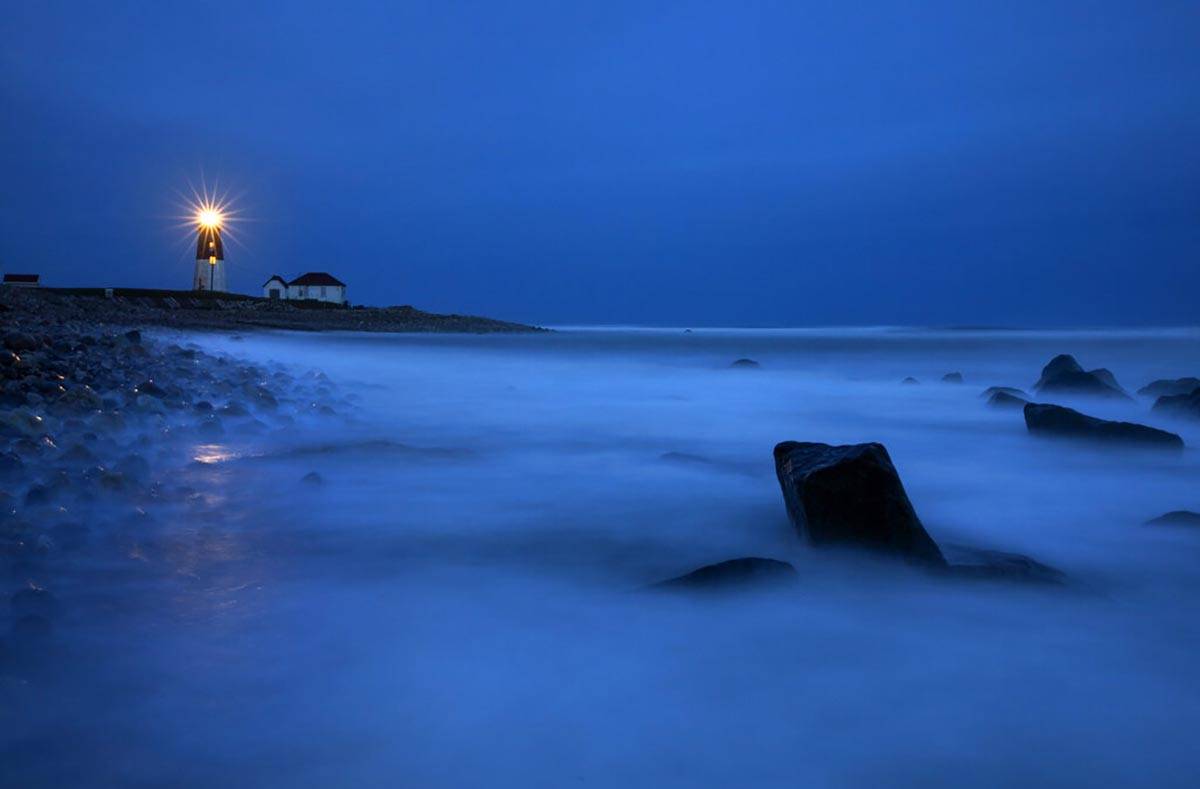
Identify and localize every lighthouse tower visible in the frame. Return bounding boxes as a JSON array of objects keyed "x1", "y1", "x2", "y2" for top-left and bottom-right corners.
[{"x1": 193, "y1": 214, "x2": 227, "y2": 292}]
